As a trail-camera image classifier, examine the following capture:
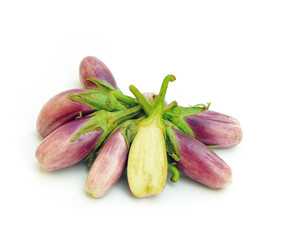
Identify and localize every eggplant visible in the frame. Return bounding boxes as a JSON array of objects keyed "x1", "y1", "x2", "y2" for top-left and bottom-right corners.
[
  {"x1": 36, "y1": 89, "x2": 94, "y2": 138},
  {"x1": 127, "y1": 122, "x2": 167, "y2": 197},
  {"x1": 36, "y1": 88, "x2": 128, "y2": 138},
  {"x1": 164, "y1": 105, "x2": 242, "y2": 148},
  {"x1": 173, "y1": 129, "x2": 232, "y2": 189},
  {"x1": 127, "y1": 75, "x2": 175, "y2": 197},
  {"x1": 85, "y1": 127, "x2": 128, "y2": 198},
  {"x1": 185, "y1": 110, "x2": 242, "y2": 148},
  {"x1": 79, "y1": 56, "x2": 117, "y2": 89},
  {"x1": 36, "y1": 117, "x2": 102, "y2": 171}
]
